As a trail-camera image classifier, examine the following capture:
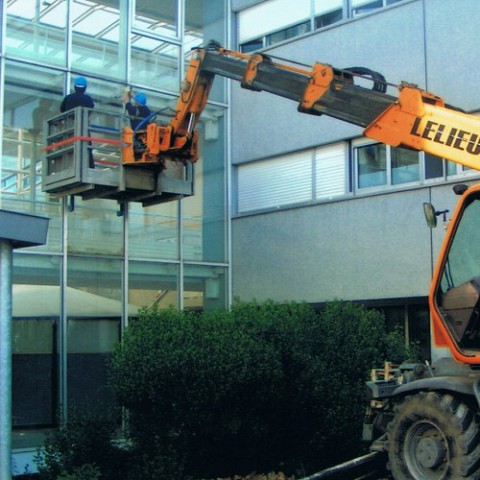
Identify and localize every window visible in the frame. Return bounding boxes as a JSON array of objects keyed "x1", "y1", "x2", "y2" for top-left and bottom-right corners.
[
  {"x1": 241, "y1": 38, "x2": 264, "y2": 53},
  {"x1": 71, "y1": 0, "x2": 126, "y2": 79},
  {"x1": 129, "y1": 202, "x2": 179, "y2": 261},
  {"x1": 237, "y1": 143, "x2": 348, "y2": 214},
  {"x1": 391, "y1": 147, "x2": 419, "y2": 185},
  {"x1": 12, "y1": 254, "x2": 61, "y2": 446},
  {"x1": 67, "y1": 257, "x2": 122, "y2": 414},
  {"x1": 351, "y1": 0, "x2": 383, "y2": 16},
  {"x1": 6, "y1": 0, "x2": 67, "y2": 66},
  {"x1": 185, "y1": 0, "x2": 225, "y2": 50},
  {"x1": 314, "y1": 0, "x2": 343, "y2": 29},
  {"x1": 357, "y1": 143, "x2": 387, "y2": 188},
  {"x1": 355, "y1": 140, "x2": 480, "y2": 191},
  {"x1": 182, "y1": 104, "x2": 227, "y2": 263},
  {"x1": 315, "y1": 143, "x2": 348, "y2": 199},
  {"x1": 238, "y1": 0, "x2": 311, "y2": 50},
  {"x1": 315, "y1": 9, "x2": 343, "y2": 29},
  {"x1": 350, "y1": 0, "x2": 405, "y2": 16},
  {"x1": 130, "y1": 36, "x2": 180, "y2": 92},
  {"x1": 266, "y1": 21, "x2": 310, "y2": 46},
  {"x1": 238, "y1": 0, "x2": 406, "y2": 50},
  {"x1": 134, "y1": 0, "x2": 177, "y2": 37},
  {"x1": 185, "y1": 0, "x2": 226, "y2": 101},
  {"x1": 129, "y1": 261, "x2": 179, "y2": 309},
  {"x1": 425, "y1": 153, "x2": 444, "y2": 180},
  {"x1": 356, "y1": 142, "x2": 419, "y2": 189},
  {"x1": 184, "y1": 265, "x2": 228, "y2": 312},
  {"x1": 436, "y1": 194, "x2": 480, "y2": 349},
  {"x1": 238, "y1": 151, "x2": 313, "y2": 213},
  {"x1": 2, "y1": 62, "x2": 63, "y2": 253}
]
